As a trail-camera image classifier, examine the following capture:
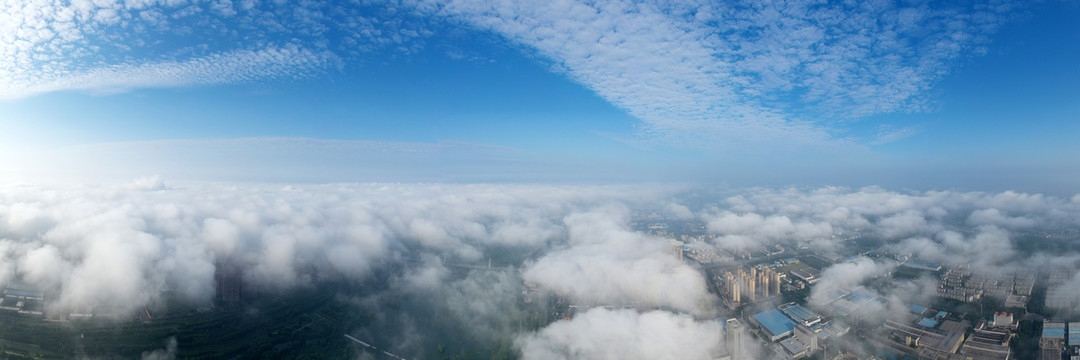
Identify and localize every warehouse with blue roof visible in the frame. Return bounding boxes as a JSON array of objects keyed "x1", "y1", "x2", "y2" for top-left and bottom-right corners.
[
  {"x1": 779, "y1": 302, "x2": 822, "y2": 326},
  {"x1": 1070, "y1": 322, "x2": 1080, "y2": 347},
  {"x1": 1041, "y1": 322, "x2": 1066, "y2": 360},
  {"x1": 1043, "y1": 324, "x2": 1065, "y2": 338},
  {"x1": 751, "y1": 309, "x2": 798, "y2": 341}
]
